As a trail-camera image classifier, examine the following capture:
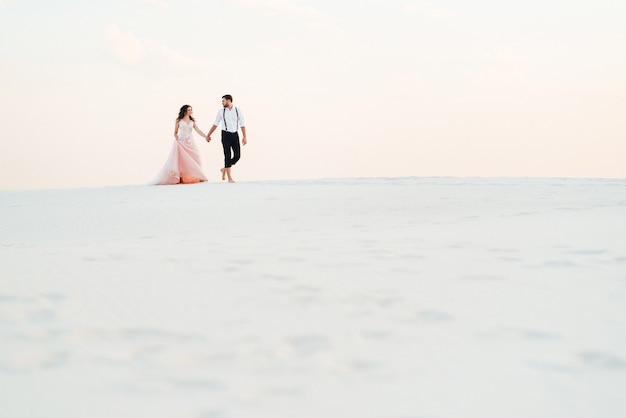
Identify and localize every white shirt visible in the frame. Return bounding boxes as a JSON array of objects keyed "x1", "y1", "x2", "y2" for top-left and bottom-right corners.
[{"x1": 214, "y1": 106, "x2": 245, "y2": 133}]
